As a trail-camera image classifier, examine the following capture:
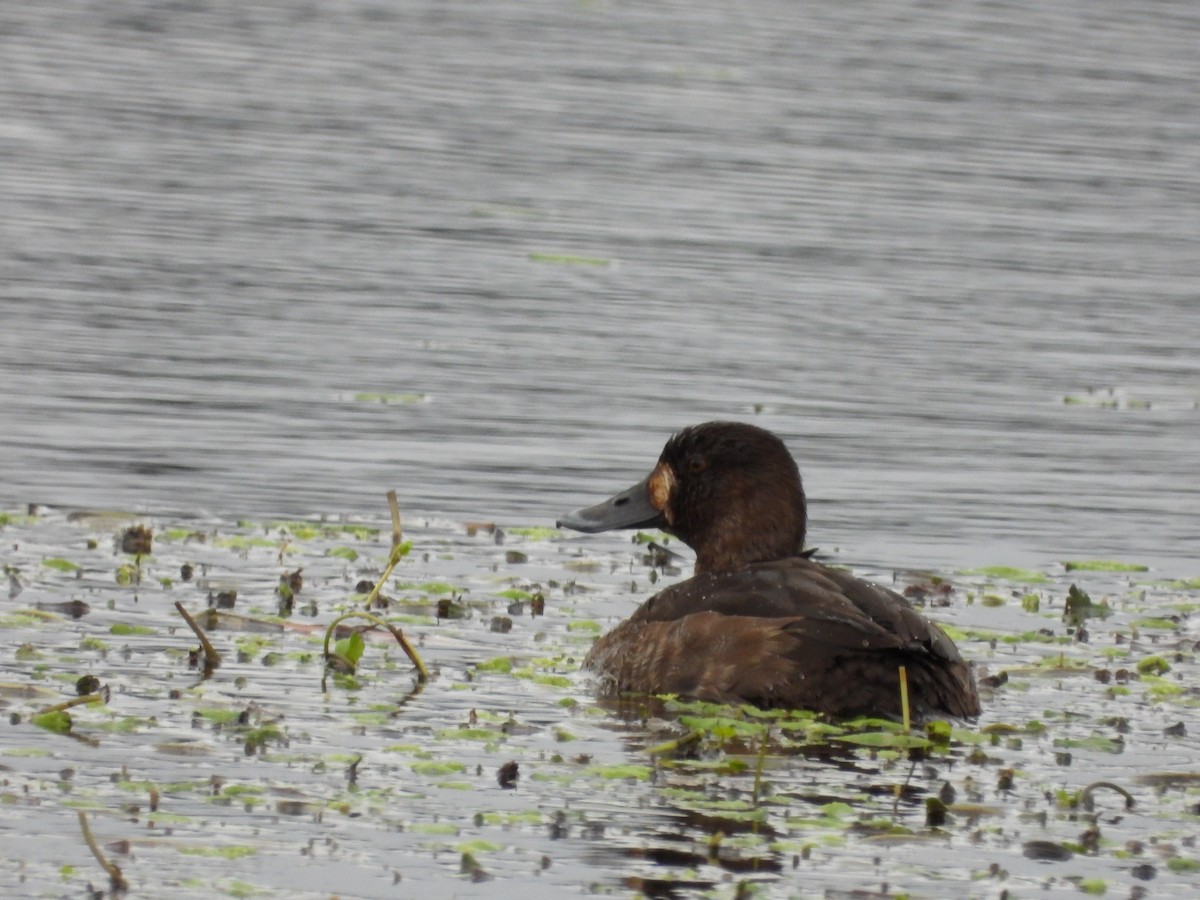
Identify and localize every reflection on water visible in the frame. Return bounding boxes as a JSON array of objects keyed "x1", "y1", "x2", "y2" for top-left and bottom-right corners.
[{"x1": 2, "y1": 0, "x2": 1198, "y2": 575}]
